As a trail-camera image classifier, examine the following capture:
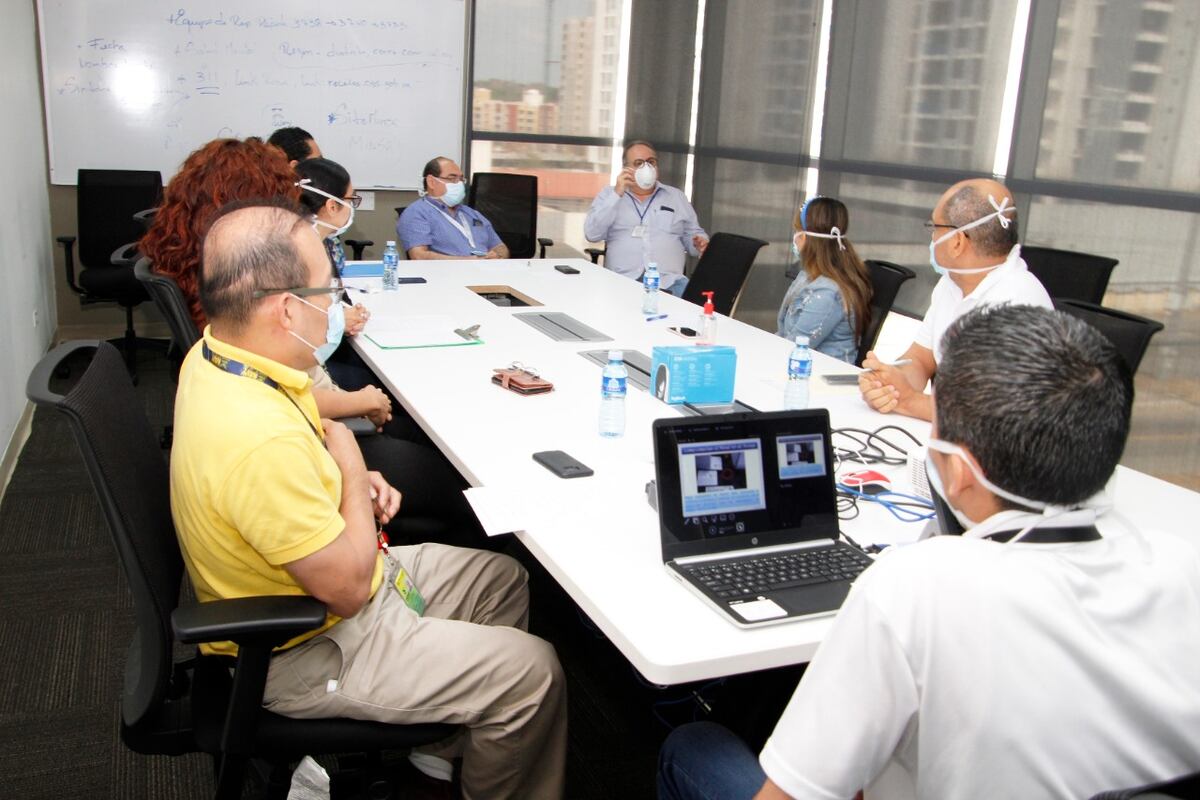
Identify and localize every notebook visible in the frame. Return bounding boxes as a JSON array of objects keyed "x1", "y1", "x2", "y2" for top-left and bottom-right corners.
[{"x1": 652, "y1": 409, "x2": 874, "y2": 627}]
